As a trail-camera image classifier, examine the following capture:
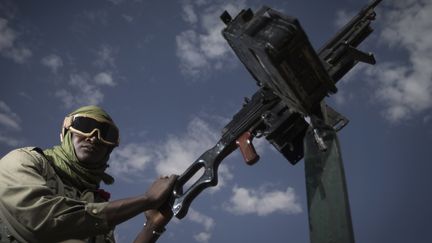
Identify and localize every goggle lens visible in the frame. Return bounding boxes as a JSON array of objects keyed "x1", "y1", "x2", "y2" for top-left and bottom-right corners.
[{"x1": 71, "y1": 116, "x2": 119, "y2": 145}]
